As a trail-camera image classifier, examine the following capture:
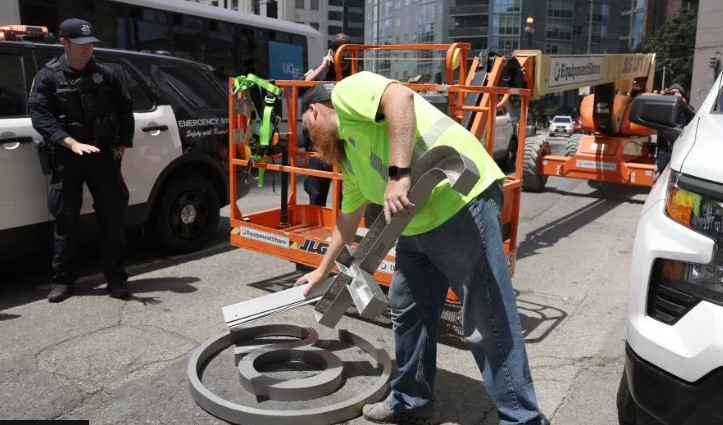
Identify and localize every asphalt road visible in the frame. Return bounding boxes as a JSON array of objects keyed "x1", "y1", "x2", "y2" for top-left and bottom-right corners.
[{"x1": 0, "y1": 133, "x2": 650, "y2": 424}]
